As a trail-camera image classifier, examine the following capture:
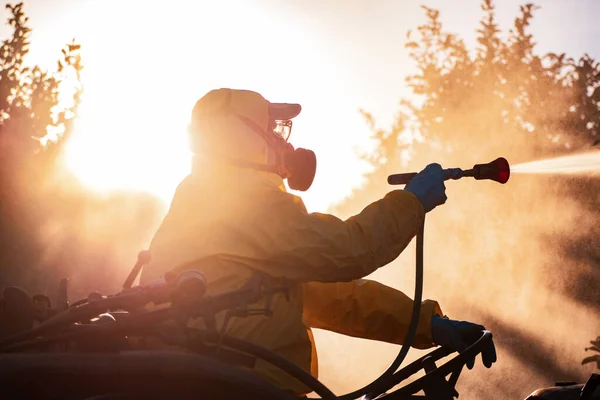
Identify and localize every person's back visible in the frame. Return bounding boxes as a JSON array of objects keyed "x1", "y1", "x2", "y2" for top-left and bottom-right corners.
[
  {"x1": 143, "y1": 162, "x2": 316, "y2": 393},
  {"x1": 140, "y1": 88, "x2": 496, "y2": 397}
]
